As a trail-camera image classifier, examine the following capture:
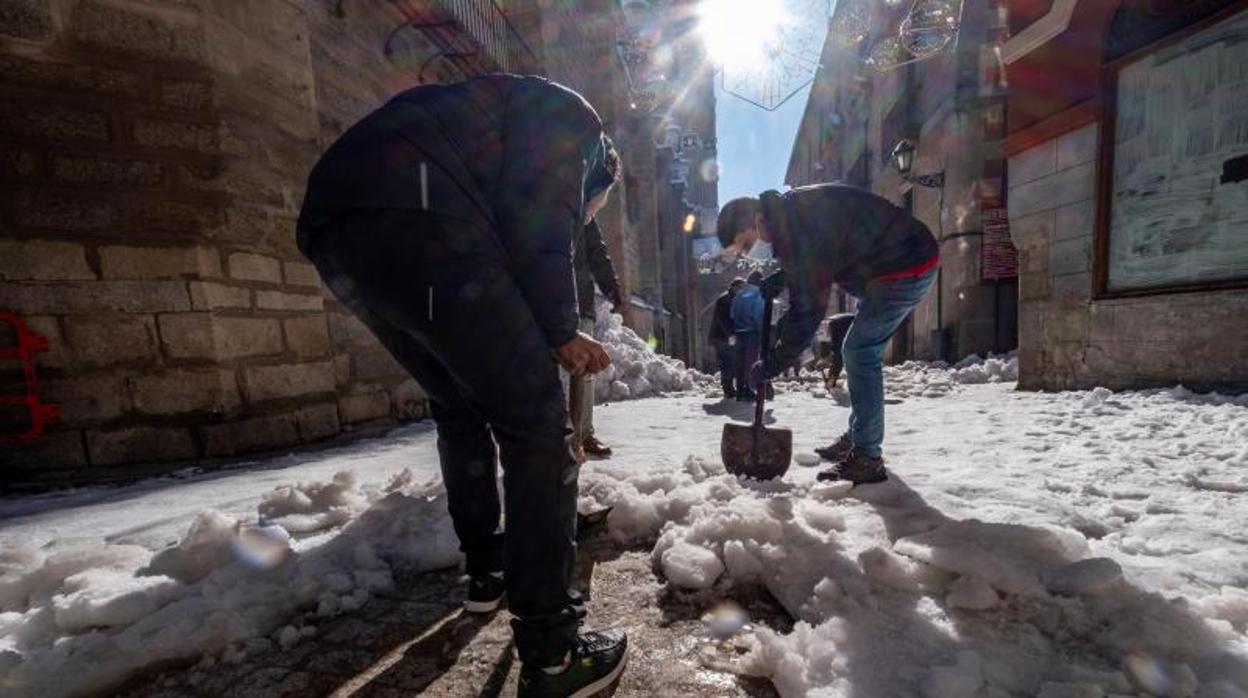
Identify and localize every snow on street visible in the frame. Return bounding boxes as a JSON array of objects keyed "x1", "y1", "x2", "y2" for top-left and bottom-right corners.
[{"x1": 3, "y1": 358, "x2": 1248, "y2": 697}]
